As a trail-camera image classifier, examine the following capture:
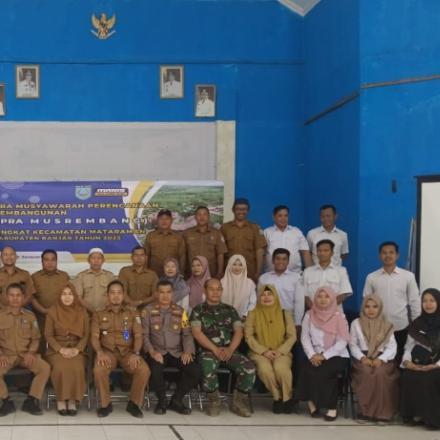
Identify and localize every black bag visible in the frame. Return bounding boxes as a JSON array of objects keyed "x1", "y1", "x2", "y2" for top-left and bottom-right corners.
[{"x1": 411, "y1": 345, "x2": 434, "y2": 365}]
